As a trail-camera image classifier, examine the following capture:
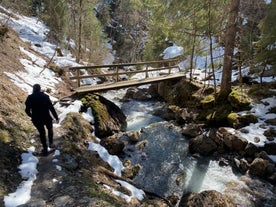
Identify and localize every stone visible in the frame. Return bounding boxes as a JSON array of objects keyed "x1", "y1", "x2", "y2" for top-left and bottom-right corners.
[
  {"x1": 189, "y1": 134, "x2": 217, "y2": 155},
  {"x1": 179, "y1": 190, "x2": 236, "y2": 207},
  {"x1": 263, "y1": 142, "x2": 276, "y2": 155},
  {"x1": 249, "y1": 158, "x2": 270, "y2": 177},
  {"x1": 244, "y1": 142, "x2": 260, "y2": 156},
  {"x1": 126, "y1": 131, "x2": 140, "y2": 143},
  {"x1": 81, "y1": 94, "x2": 127, "y2": 138},
  {"x1": 100, "y1": 136, "x2": 125, "y2": 155},
  {"x1": 54, "y1": 195, "x2": 74, "y2": 207},
  {"x1": 182, "y1": 124, "x2": 203, "y2": 138},
  {"x1": 216, "y1": 127, "x2": 248, "y2": 153}
]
